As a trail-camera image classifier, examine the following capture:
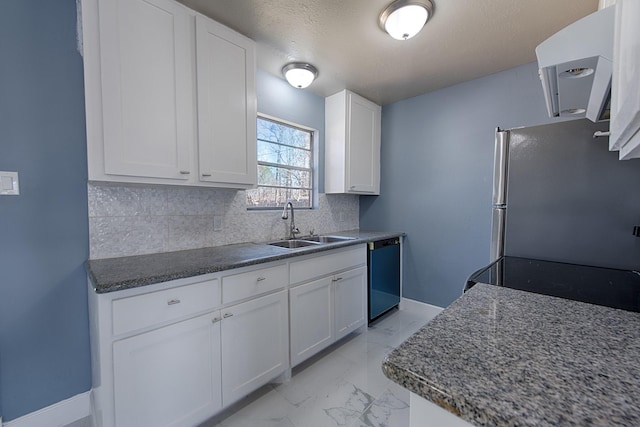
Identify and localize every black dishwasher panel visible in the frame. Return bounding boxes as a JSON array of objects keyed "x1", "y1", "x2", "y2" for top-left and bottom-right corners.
[{"x1": 368, "y1": 238, "x2": 401, "y2": 323}]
